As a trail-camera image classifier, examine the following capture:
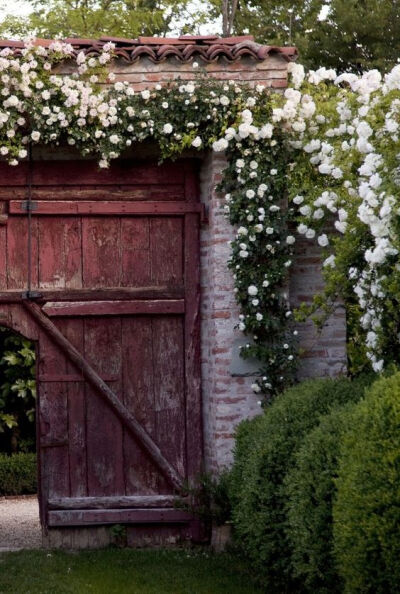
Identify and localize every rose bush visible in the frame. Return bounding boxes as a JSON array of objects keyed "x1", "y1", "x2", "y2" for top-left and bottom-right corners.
[{"x1": 0, "y1": 40, "x2": 399, "y2": 398}]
